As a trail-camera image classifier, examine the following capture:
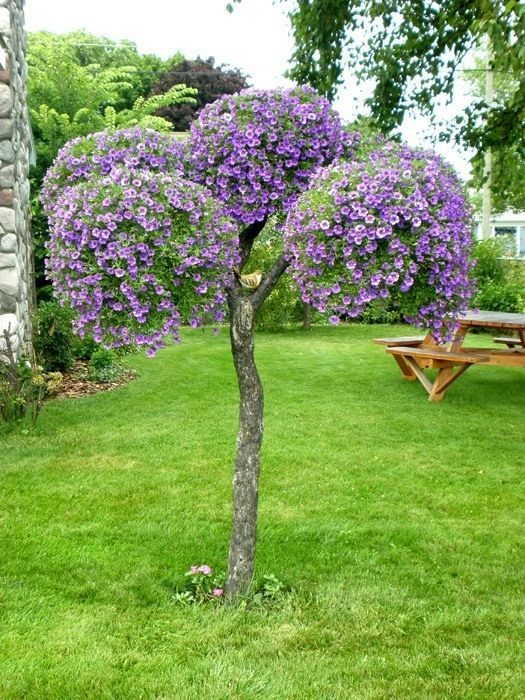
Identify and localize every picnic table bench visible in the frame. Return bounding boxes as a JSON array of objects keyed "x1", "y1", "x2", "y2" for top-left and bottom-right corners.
[
  {"x1": 493, "y1": 336, "x2": 523, "y2": 348},
  {"x1": 374, "y1": 311, "x2": 525, "y2": 401}
]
